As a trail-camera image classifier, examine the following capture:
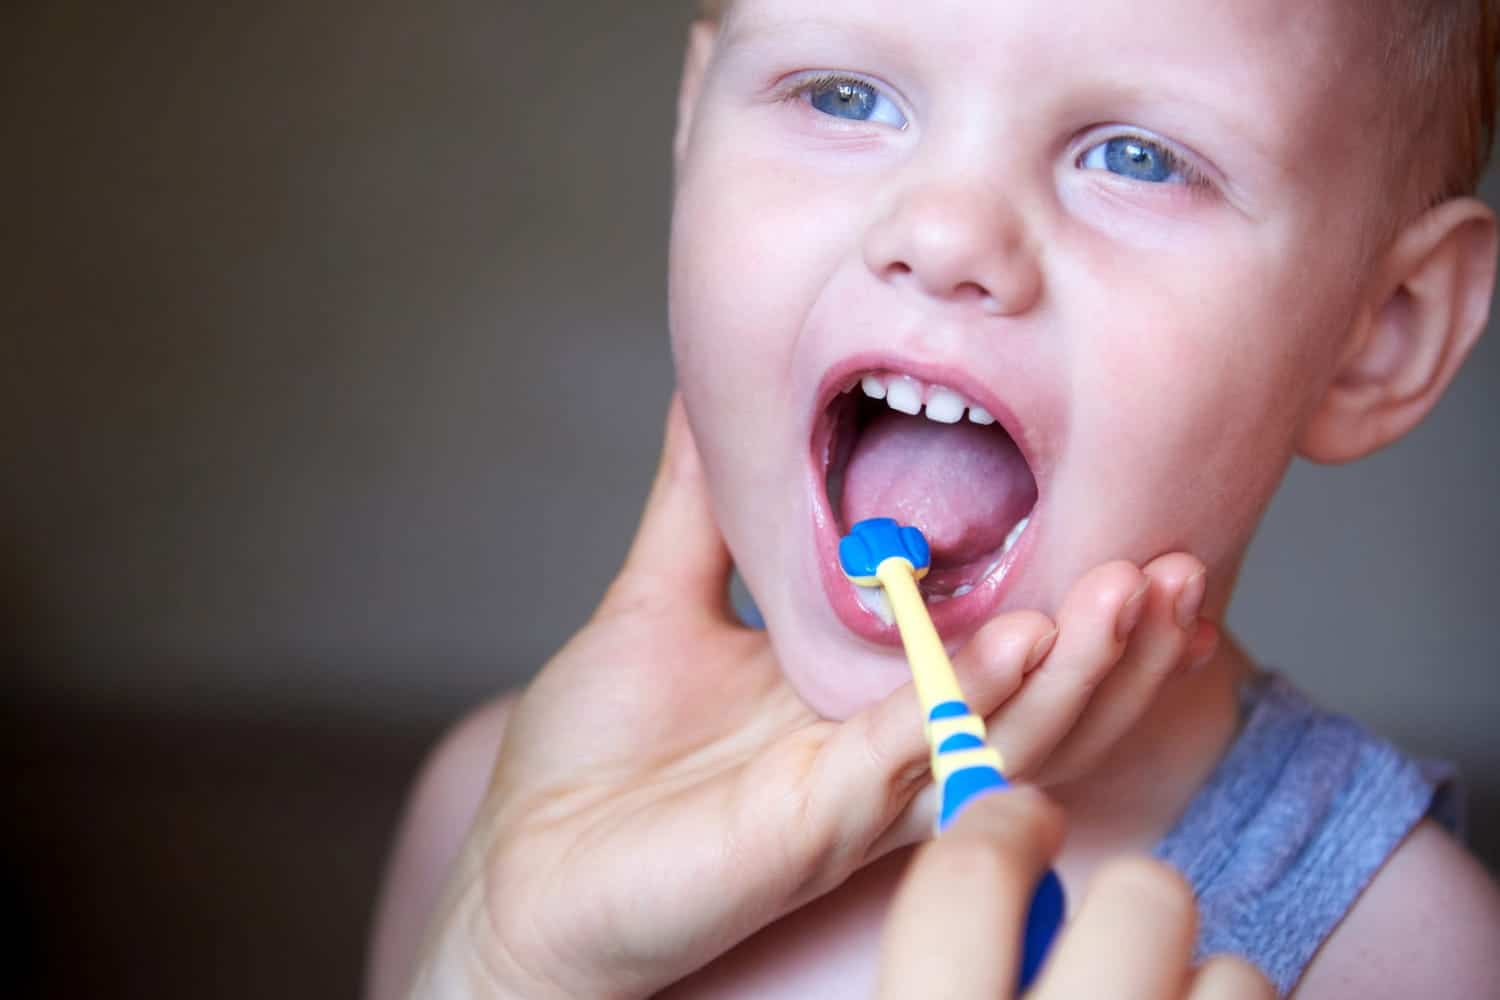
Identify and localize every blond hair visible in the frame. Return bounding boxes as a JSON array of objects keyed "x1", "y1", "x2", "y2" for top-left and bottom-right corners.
[{"x1": 1384, "y1": 1, "x2": 1500, "y2": 205}]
